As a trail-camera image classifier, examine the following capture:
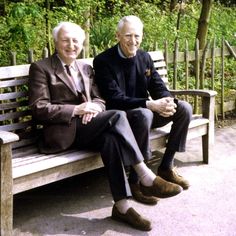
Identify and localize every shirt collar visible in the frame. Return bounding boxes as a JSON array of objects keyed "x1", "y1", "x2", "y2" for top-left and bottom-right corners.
[
  {"x1": 117, "y1": 44, "x2": 127, "y2": 58},
  {"x1": 57, "y1": 54, "x2": 76, "y2": 70},
  {"x1": 117, "y1": 44, "x2": 137, "y2": 58}
]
